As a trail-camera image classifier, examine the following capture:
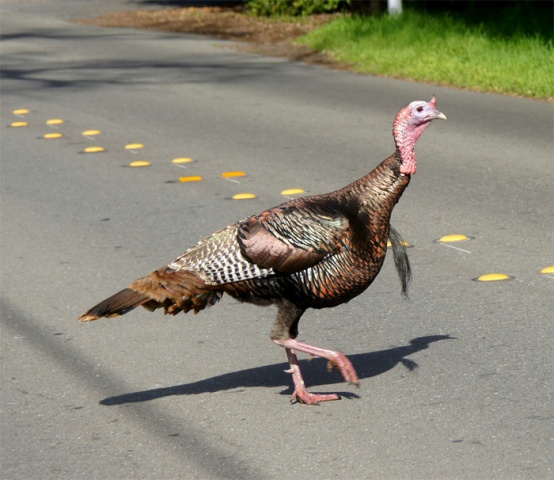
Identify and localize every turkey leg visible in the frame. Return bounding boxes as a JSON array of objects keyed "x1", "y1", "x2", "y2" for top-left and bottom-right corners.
[{"x1": 274, "y1": 338, "x2": 359, "y2": 405}]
